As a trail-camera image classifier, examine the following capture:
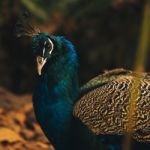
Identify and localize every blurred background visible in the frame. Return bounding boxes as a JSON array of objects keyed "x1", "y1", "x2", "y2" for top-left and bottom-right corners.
[
  {"x1": 0, "y1": 0, "x2": 150, "y2": 150},
  {"x1": 0, "y1": 0, "x2": 149, "y2": 94}
]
